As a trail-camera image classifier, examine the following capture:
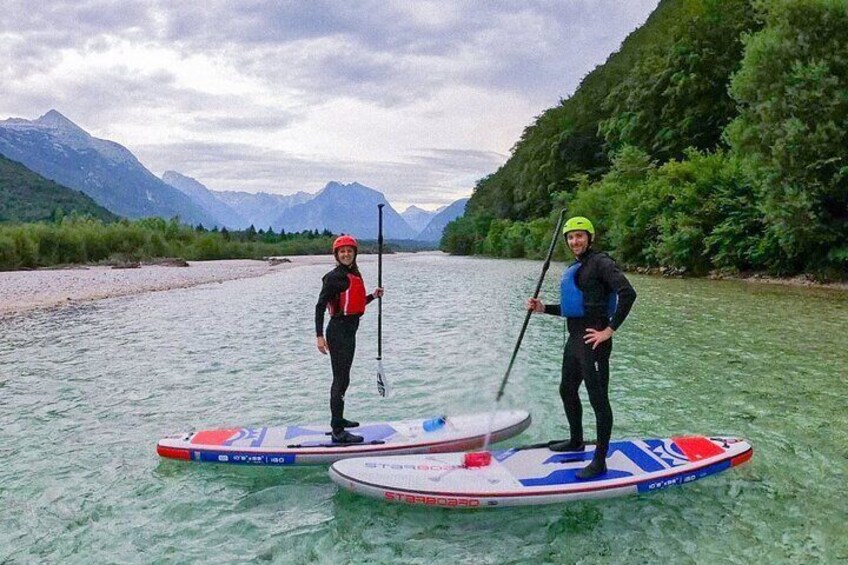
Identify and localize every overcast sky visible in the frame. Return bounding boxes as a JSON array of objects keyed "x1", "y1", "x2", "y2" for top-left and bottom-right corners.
[{"x1": 1, "y1": 1, "x2": 659, "y2": 210}]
